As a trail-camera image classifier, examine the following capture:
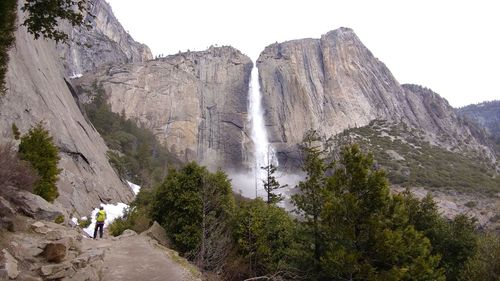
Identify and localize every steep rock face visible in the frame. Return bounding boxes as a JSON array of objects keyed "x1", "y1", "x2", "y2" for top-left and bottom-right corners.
[
  {"x1": 0, "y1": 8, "x2": 134, "y2": 215},
  {"x1": 457, "y1": 100, "x2": 500, "y2": 139},
  {"x1": 257, "y1": 28, "x2": 494, "y2": 168},
  {"x1": 76, "y1": 47, "x2": 253, "y2": 170},
  {"x1": 57, "y1": 0, "x2": 152, "y2": 77}
]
